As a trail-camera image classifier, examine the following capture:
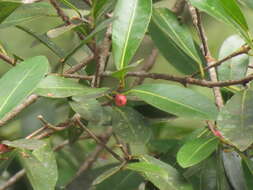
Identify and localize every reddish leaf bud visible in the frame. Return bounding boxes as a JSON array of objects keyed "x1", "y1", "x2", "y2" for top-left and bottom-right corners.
[
  {"x1": 115, "y1": 94, "x2": 127, "y2": 107},
  {"x1": 213, "y1": 130, "x2": 223, "y2": 138}
]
